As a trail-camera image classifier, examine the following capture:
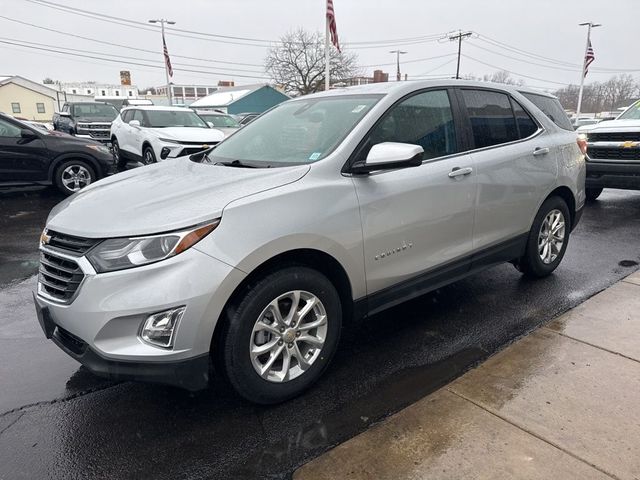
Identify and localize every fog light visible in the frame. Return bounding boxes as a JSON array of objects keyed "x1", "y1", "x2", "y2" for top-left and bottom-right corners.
[
  {"x1": 160, "y1": 147, "x2": 171, "y2": 159},
  {"x1": 140, "y1": 306, "x2": 185, "y2": 348}
]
